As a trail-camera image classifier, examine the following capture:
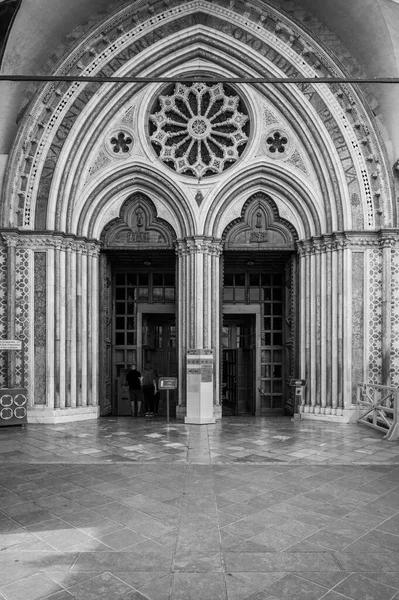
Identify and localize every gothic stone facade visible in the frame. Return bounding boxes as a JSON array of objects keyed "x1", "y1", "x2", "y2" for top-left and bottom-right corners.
[{"x1": 1, "y1": 0, "x2": 398, "y2": 424}]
